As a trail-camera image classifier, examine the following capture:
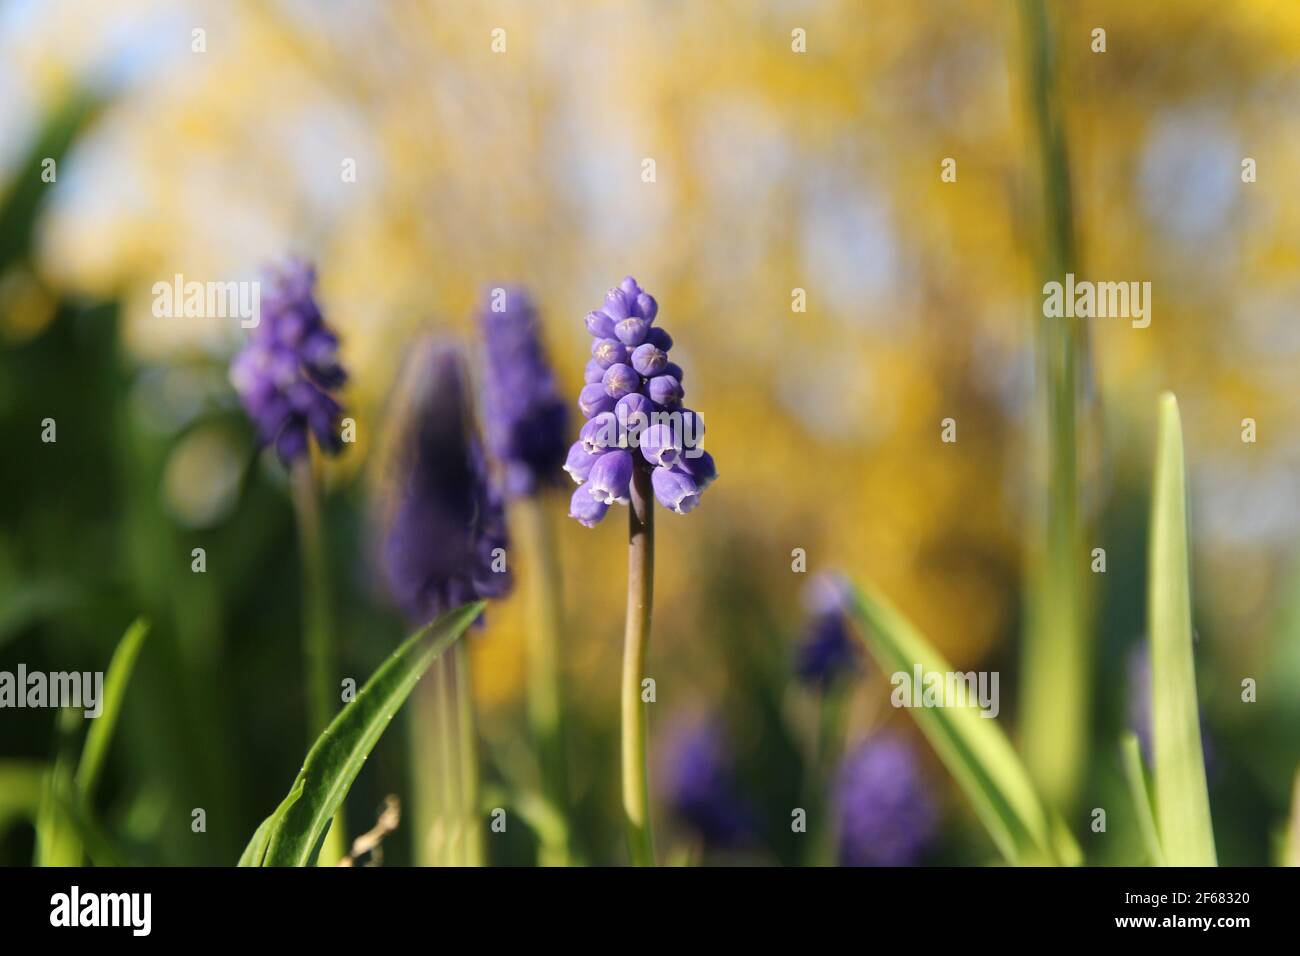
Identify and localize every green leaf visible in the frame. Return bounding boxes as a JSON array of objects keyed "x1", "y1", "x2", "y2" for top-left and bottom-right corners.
[
  {"x1": 1119, "y1": 732, "x2": 1164, "y2": 866},
  {"x1": 75, "y1": 617, "x2": 150, "y2": 801},
  {"x1": 845, "y1": 579, "x2": 1079, "y2": 866},
  {"x1": 1147, "y1": 393, "x2": 1216, "y2": 865},
  {"x1": 259, "y1": 601, "x2": 485, "y2": 867}
]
